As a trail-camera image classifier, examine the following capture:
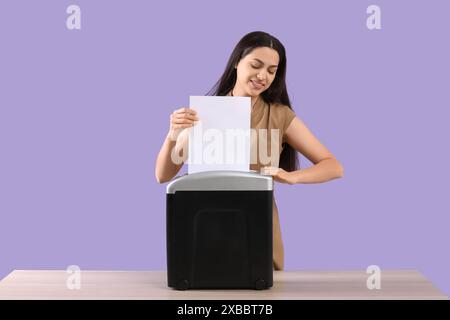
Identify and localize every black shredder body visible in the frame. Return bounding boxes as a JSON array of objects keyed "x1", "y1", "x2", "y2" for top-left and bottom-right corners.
[{"x1": 166, "y1": 171, "x2": 273, "y2": 290}]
